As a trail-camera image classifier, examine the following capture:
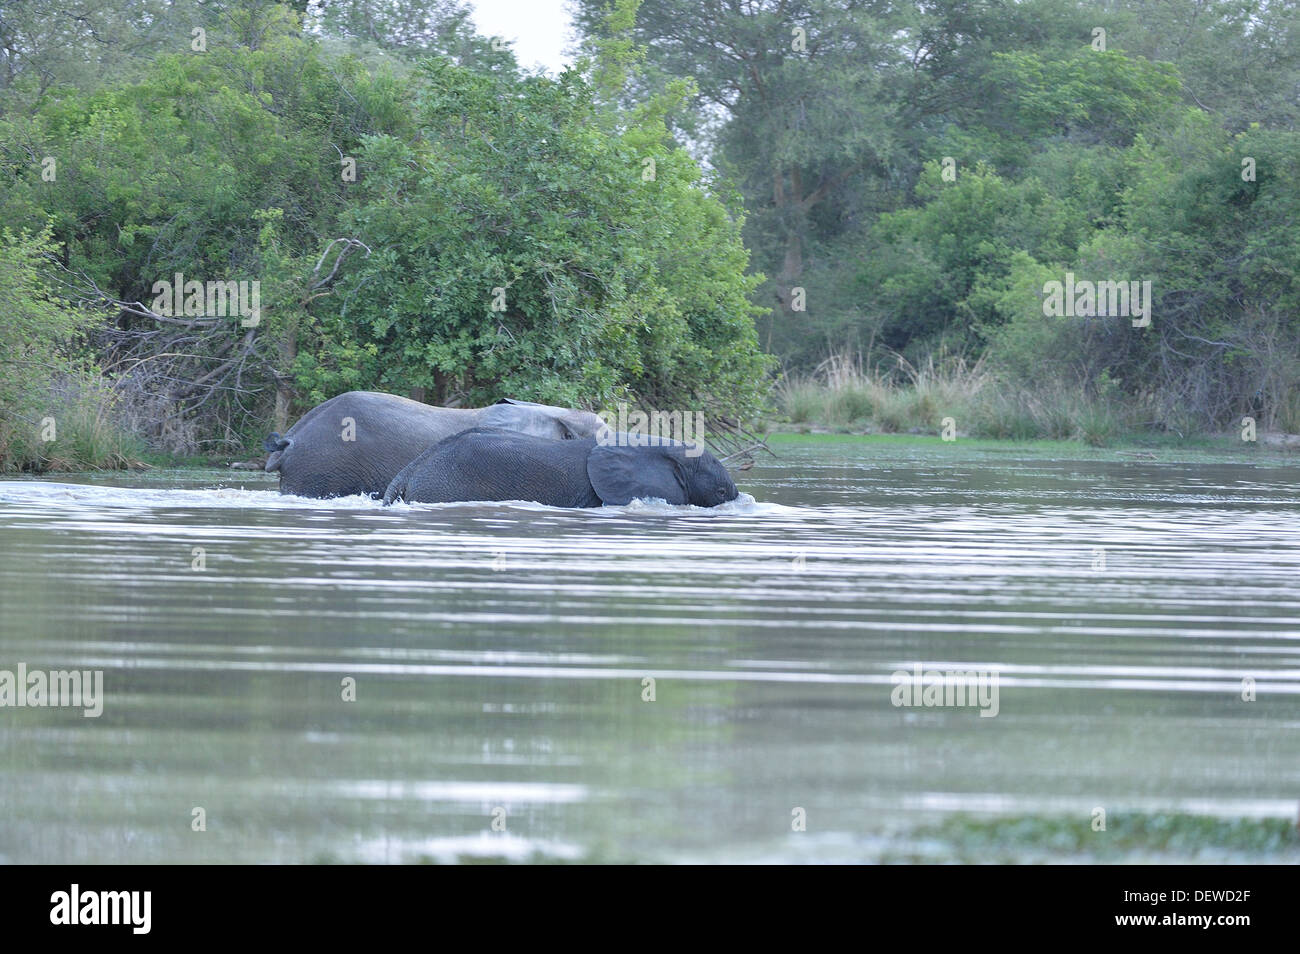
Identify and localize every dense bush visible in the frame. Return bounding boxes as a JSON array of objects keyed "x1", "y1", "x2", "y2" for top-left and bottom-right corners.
[
  {"x1": 0, "y1": 227, "x2": 141, "y2": 469},
  {"x1": 580, "y1": 0, "x2": 1300, "y2": 435},
  {"x1": 300, "y1": 59, "x2": 770, "y2": 412},
  {"x1": 0, "y1": 1, "x2": 773, "y2": 468},
  {"x1": 4, "y1": 0, "x2": 1299, "y2": 469}
]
